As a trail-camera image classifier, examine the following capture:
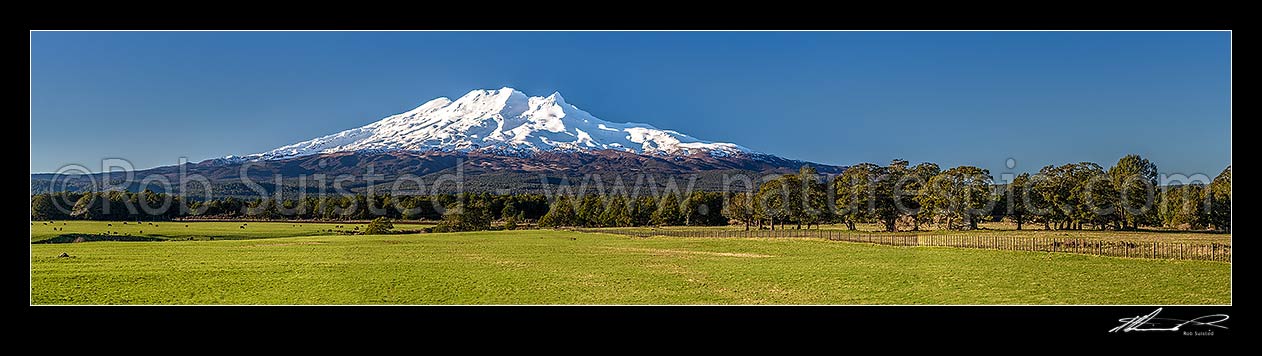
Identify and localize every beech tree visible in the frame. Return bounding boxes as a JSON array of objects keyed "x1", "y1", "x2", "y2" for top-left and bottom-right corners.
[
  {"x1": 722, "y1": 191, "x2": 757, "y2": 231},
  {"x1": 1158, "y1": 184, "x2": 1209, "y2": 229},
  {"x1": 1208, "y1": 166, "x2": 1231, "y2": 232},
  {"x1": 1007, "y1": 173, "x2": 1032, "y2": 230},
  {"x1": 833, "y1": 163, "x2": 877, "y2": 230},
  {"x1": 1033, "y1": 162, "x2": 1112, "y2": 230},
  {"x1": 433, "y1": 200, "x2": 492, "y2": 232},
  {"x1": 917, "y1": 166, "x2": 993, "y2": 230},
  {"x1": 1108, "y1": 154, "x2": 1159, "y2": 229},
  {"x1": 872, "y1": 160, "x2": 910, "y2": 232},
  {"x1": 31, "y1": 194, "x2": 56, "y2": 221},
  {"x1": 792, "y1": 166, "x2": 830, "y2": 229},
  {"x1": 755, "y1": 178, "x2": 789, "y2": 230},
  {"x1": 684, "y1": 192, "x2": 727, "y2": 226},
  {"x1": 905, "y1": 162, "x2": 941, "y2": 231}
]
